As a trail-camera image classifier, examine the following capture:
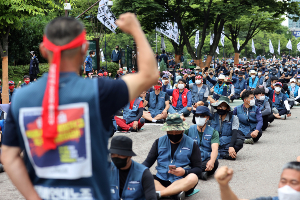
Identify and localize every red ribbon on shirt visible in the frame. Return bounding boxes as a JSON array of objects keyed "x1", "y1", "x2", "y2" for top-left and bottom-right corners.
[{"x1": 42, "y1": 31, "x2": 86, "y2": 150}]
